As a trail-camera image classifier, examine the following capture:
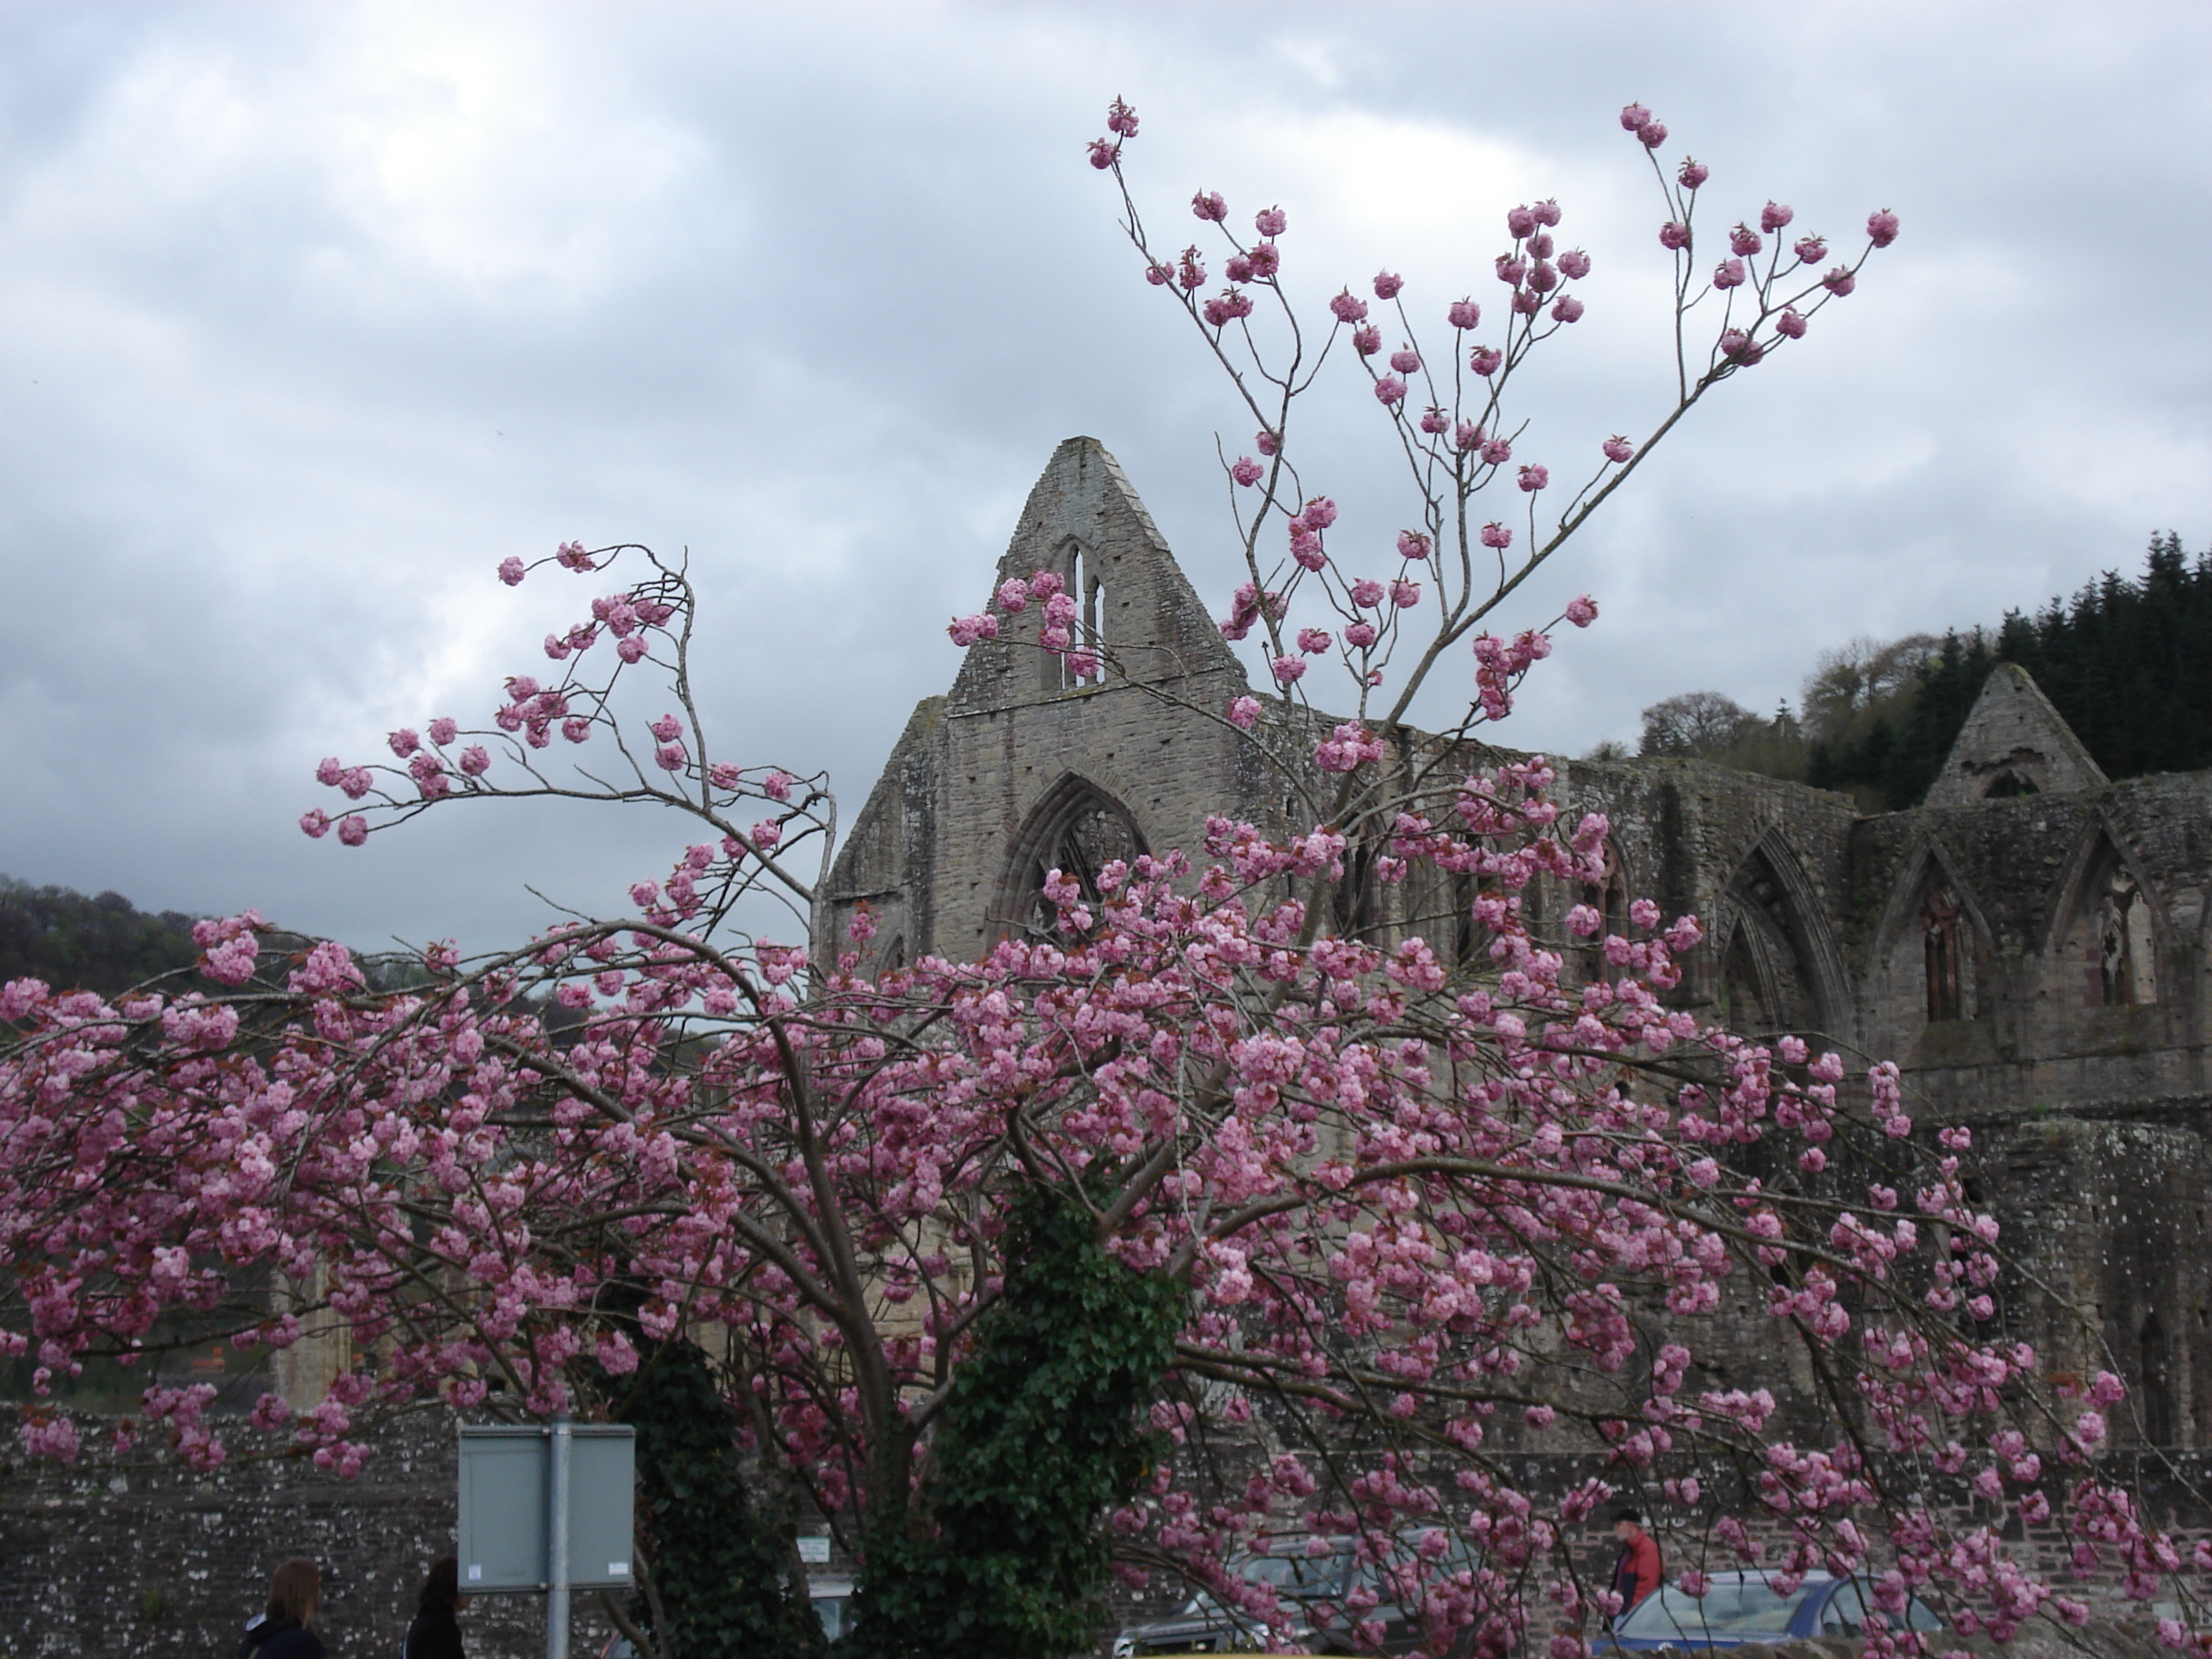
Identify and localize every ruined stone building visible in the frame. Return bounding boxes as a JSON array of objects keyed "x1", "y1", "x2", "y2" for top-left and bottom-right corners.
[{"x1": 826, "y1": 437, "x2": 2212, "y2": 1450}]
